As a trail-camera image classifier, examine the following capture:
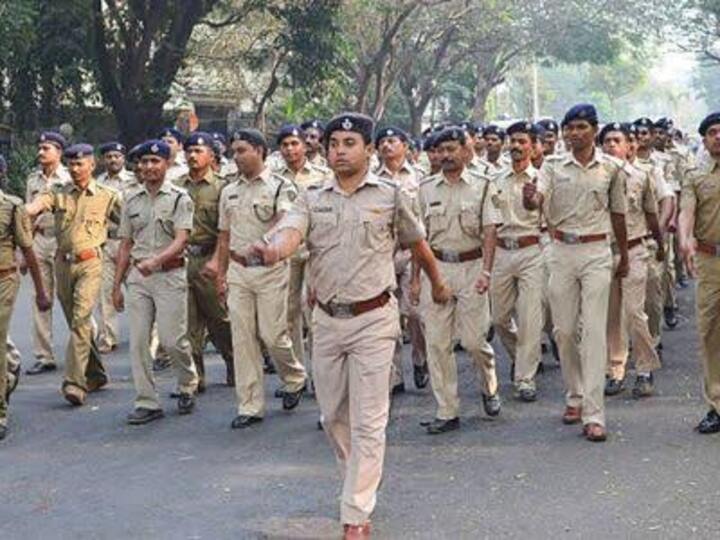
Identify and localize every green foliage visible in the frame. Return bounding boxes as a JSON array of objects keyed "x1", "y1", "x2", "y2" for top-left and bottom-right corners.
[{"x1": 4, "y1": 141, "x2": 37, "y2": 197}]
